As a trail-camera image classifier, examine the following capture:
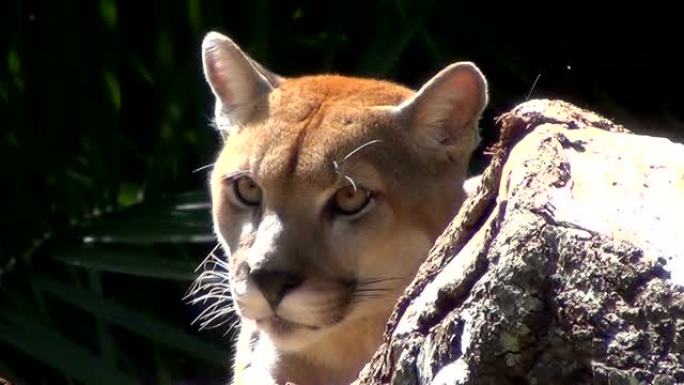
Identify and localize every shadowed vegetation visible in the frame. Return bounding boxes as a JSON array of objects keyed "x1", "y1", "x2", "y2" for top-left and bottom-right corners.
[{"x1": 1, "y1": 0, "x2": 681, "y2": 384}]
